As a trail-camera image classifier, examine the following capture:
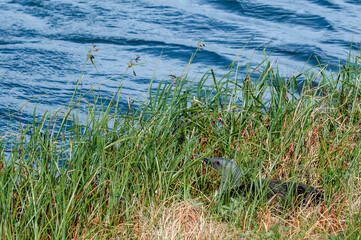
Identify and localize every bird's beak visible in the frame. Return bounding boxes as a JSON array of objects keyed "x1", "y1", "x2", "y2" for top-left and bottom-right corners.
[
  {"x1": 195, "y1": 154, "x2": 210, "y2": 164},
  {"x1": 203, "y1": 157, "x2": 210, "y2": 164}
]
